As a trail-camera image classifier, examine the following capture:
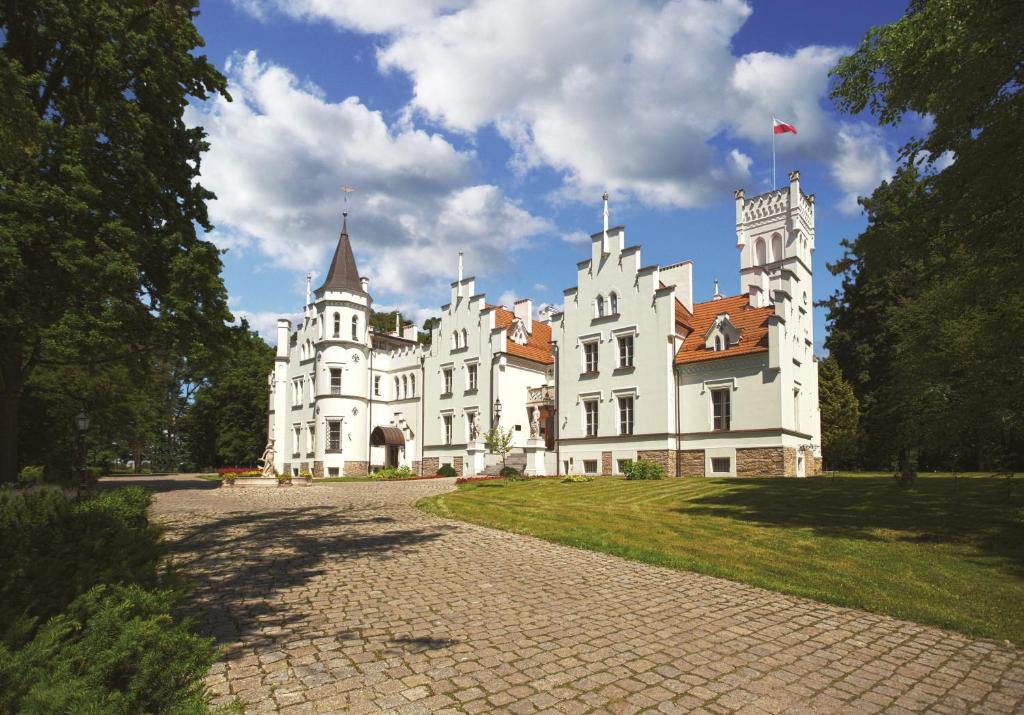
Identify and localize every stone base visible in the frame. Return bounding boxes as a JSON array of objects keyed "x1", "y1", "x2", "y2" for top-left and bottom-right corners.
[
  {"x1": 736, "y1": 447, "x2": 800, "y2": 477},
  {"x1": 344, "y1": 461, "x2": 369, "y2": 477},
  {"x1": 233, "y1": 477, "x2": 279, "y2": 487},
  {"x1": 523, "y1": 439, "x2": 547, "y2": 476},
  {"x1": 601, "y1": 451, "x2": 612, "y2": 475},
  {"x1": 313, "y1": 461, "x2": 324, "y2": 478},
  {"x1": 412, "y1": 460, "x2": 421, "y2": 476},
  {"x1": 453, "y1": 457, "x2": 464, "y2": 477},
  {"x1": 421, "y1": 457, "x2": 439, "y2": 476},
  {"x1": 812, "y1": 456, "x2": 823, "y2": 475},
  {"x1": 638, "y1": 450, "x2": 677, "y2": 478},
  {"x1": 678, "y1": 449, "x2": 705, "y2": 476}
]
